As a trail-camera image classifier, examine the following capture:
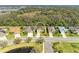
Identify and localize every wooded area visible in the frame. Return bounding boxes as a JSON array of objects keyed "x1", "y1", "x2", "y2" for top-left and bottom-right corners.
[{"x1": 0, "y1": 6, "x2": 79, "y2": 26}]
